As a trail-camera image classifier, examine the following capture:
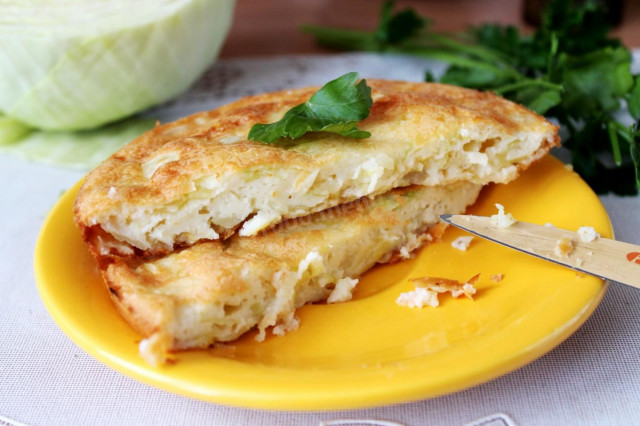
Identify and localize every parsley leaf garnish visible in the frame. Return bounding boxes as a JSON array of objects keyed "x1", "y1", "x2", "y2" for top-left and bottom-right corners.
[
  {"x1": 303, "y1": 0, "x2": 640, "y2": 194},
  {"x1": 248, "y1": 72, "x2": 373, "y2": 144}
]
